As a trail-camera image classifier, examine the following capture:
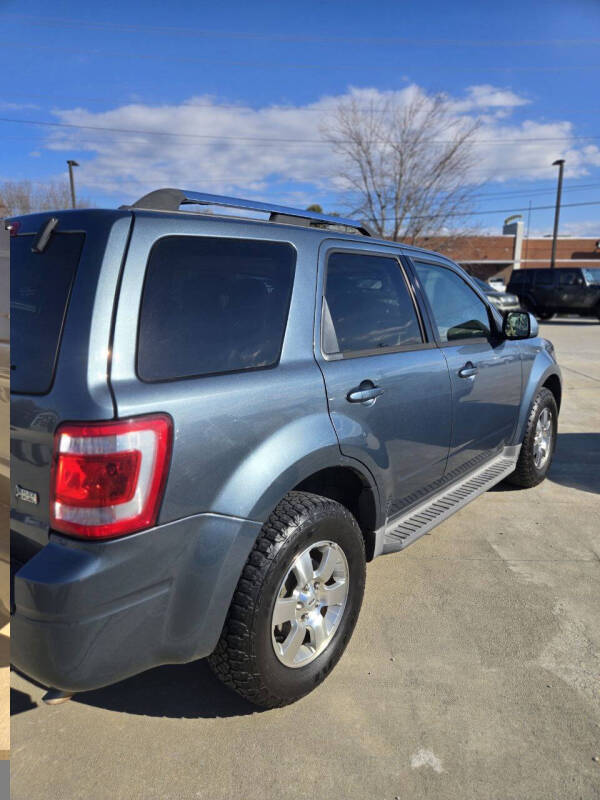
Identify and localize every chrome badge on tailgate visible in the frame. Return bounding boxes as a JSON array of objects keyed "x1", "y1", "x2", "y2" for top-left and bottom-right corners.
[{"x1": 15, "y1": 485, "x2": 39, "y2": 505}]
